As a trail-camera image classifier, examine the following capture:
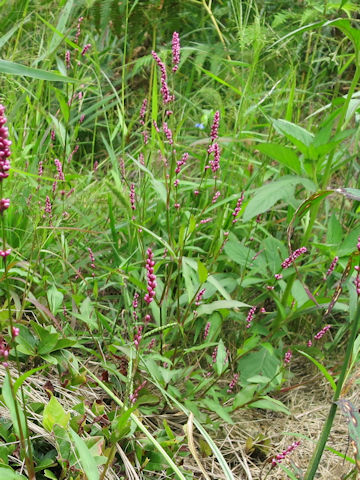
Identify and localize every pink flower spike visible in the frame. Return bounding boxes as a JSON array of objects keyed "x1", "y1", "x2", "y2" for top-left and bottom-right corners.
[
  {"x1": 325, "y1": 256, "x2": 339, "y2": 279},
  {"x1": 210, "y1": 111, "x2": 220, "y2": 141},
  {"x1": 314, "y1": 324, "x2": 331, "y2": 340},
  {"x1": 203, "y1": 322, "x2": 211, "y2": 339},
  {"x1": 0, "y1": 198, "x2": 10, "y2": 212},
  {"x1": 12, "y1": 326, "x2": 19, "y2": 338},
  {"x1": 81, "y1": 43, "x2": 91, "y2": 56},
  {"x1": 212, "y1": 191, "x2": 221, "y2": 204},
  {"x1": 139, "y1": 98, "x2": 147, "y2": 126},
  {"x1": 271, "y1": 441, "x2": 300, "y2": 467},
  {"x1": 284, "y1": 350, "x2": 292, "y2": 364},
  {"x1": 144, "y1": 248, "x2": 156, "y2": 305},
  {"x1": 227, "y1": 373, "x2": 239, "y2": 393},
  {"x1": 172, "y1": 32, "x2": 180, "y2": 72},
  {"x1": 65, "y1": 50, "x2": 71, "y2": 69},
  {"x1": 246, "y1": 306, "x2": 256, "y2": 328},
  {"x1": 281, "y1": 247, "x2": 307, "y2": 269}
]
